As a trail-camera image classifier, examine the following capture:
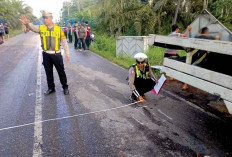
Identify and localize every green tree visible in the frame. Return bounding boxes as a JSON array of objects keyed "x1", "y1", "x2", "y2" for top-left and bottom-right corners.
[
  {"x1": 0, "y1": 0, "x2": 37, "y2": 29},
  {"x1": 59, "y1": 0, "x2": 232, "y2": 35}
]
